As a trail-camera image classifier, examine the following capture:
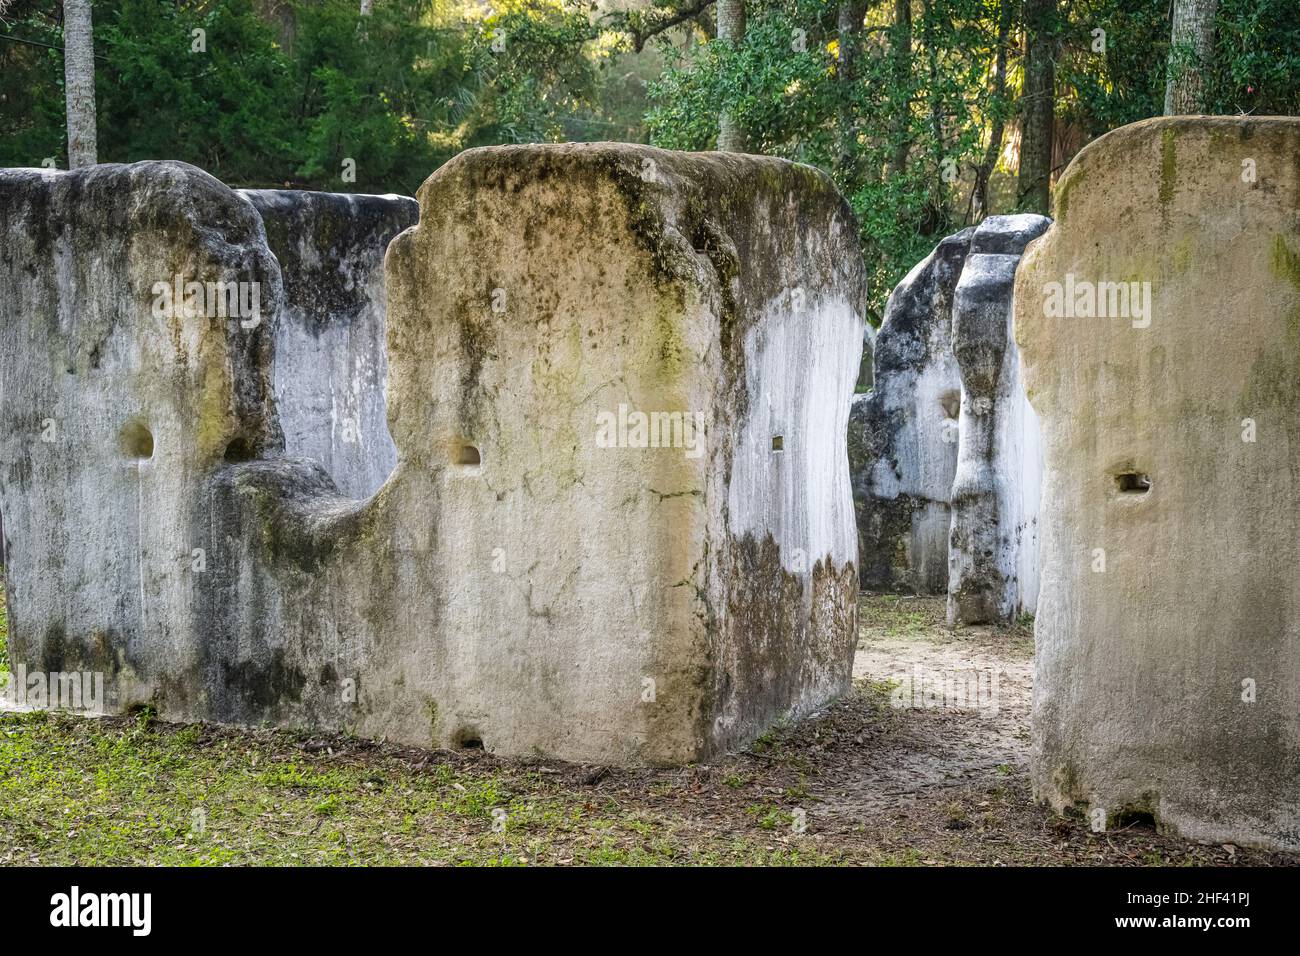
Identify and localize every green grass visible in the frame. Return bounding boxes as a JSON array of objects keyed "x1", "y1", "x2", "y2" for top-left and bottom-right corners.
[
  {"x1": 859, "y1": 593, "x2": 947, "y2": 640},
  {"x1": 0, "y1": 711, "x2": 846, "y2": 866}
]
